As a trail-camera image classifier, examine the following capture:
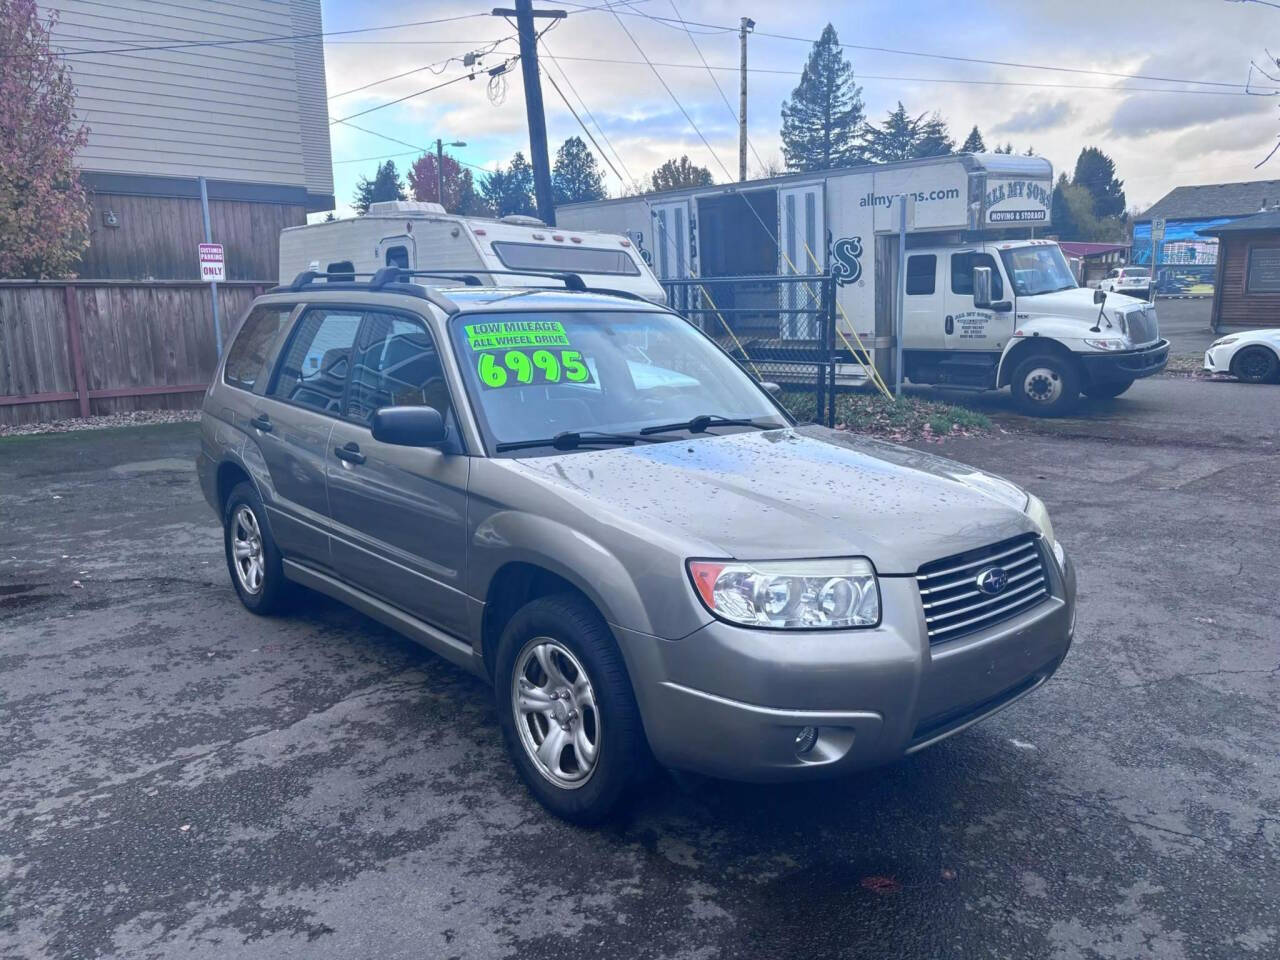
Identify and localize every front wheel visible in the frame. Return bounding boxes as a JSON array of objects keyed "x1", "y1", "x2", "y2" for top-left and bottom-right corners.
[
  {"x1": 1231, "y1": 345, "x2": 1280, "y2": 384},
  {"x1": 1010, "y1": 353, "x2": 1081, "y2": 417},
  {"x1": 495, "y1": 593, "x2": 650, "y2": 824},
  {"x1": 1083, "y1": 378, "x2": 1134, "y2": 400}
]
